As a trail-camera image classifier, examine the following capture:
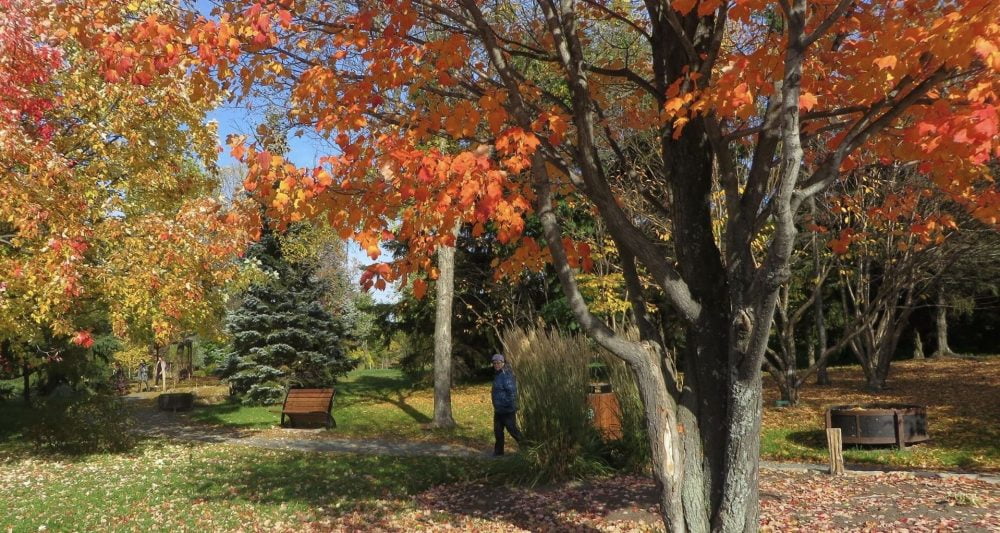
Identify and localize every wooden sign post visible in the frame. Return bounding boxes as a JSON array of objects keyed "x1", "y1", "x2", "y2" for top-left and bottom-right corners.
[{"x1": 826, "y1": 427, "x2": 845, "y2": 475}]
